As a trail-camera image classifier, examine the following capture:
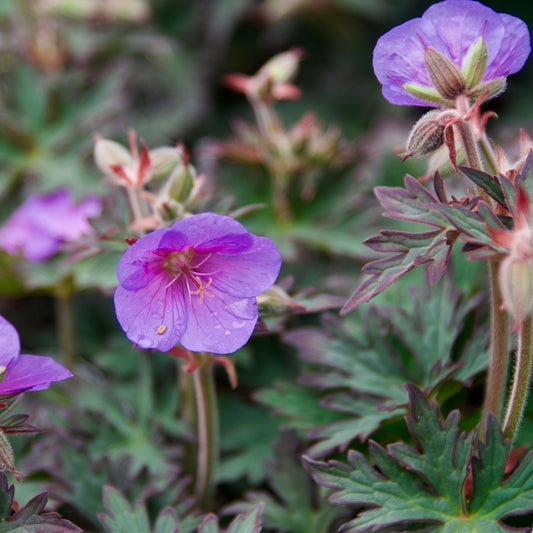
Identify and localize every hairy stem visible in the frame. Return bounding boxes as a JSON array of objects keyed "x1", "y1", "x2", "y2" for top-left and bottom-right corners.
[
  {"x1": 482, "y1": 257, "x2": 510, "y2": 427},
  {"x1": 503, "y1": 317, "x2": 533, "y2": 441},
  {"x1": 192, "y1": 359, "x2": 219, "y2": 508},
  {"x1": 454, "y1": 95, "x2": 511, "y2": 431}
]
